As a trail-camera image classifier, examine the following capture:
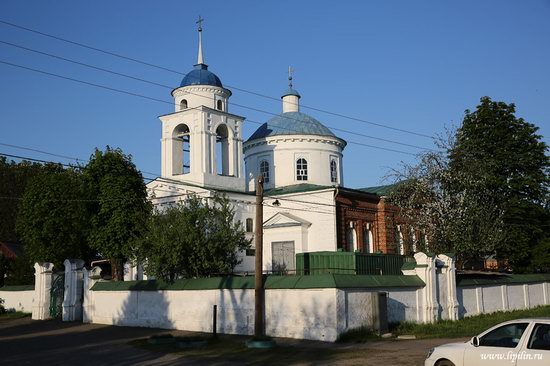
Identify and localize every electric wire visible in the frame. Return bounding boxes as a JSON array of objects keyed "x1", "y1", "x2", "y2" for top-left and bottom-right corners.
[
  {"x1": 0, "y1": 40, "x2": 435, "y2": 152},
  {"x1": 0, "y1": 59, "x2": 419, "y2": 156},
  {"x1": 0, "y1": 18, "x2": 435, "y2": 140}
]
